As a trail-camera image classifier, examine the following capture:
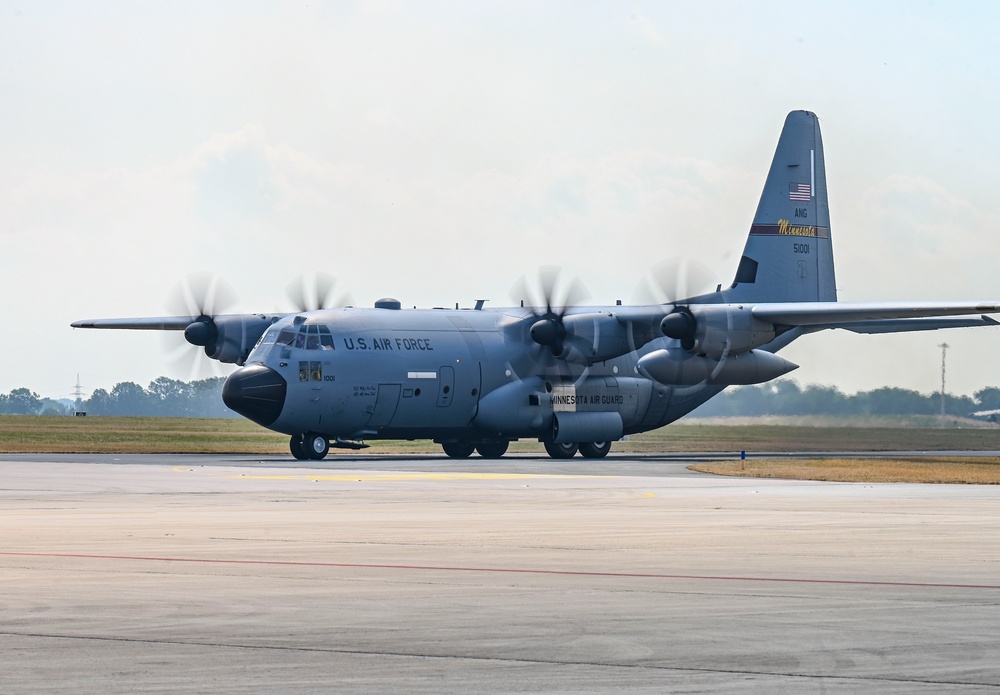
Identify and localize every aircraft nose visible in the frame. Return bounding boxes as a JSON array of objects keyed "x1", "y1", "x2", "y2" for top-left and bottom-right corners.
[{"x1": 222, "y1": 364, "x2": 287, "y2": 427}]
